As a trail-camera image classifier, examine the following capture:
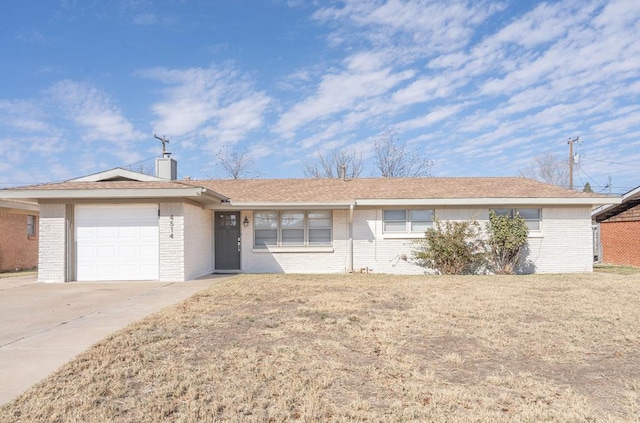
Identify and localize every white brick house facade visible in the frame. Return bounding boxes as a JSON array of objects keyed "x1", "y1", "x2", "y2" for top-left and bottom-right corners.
[{"x1": 1, "y1": 168, "x2": 617, "y2": 282}]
